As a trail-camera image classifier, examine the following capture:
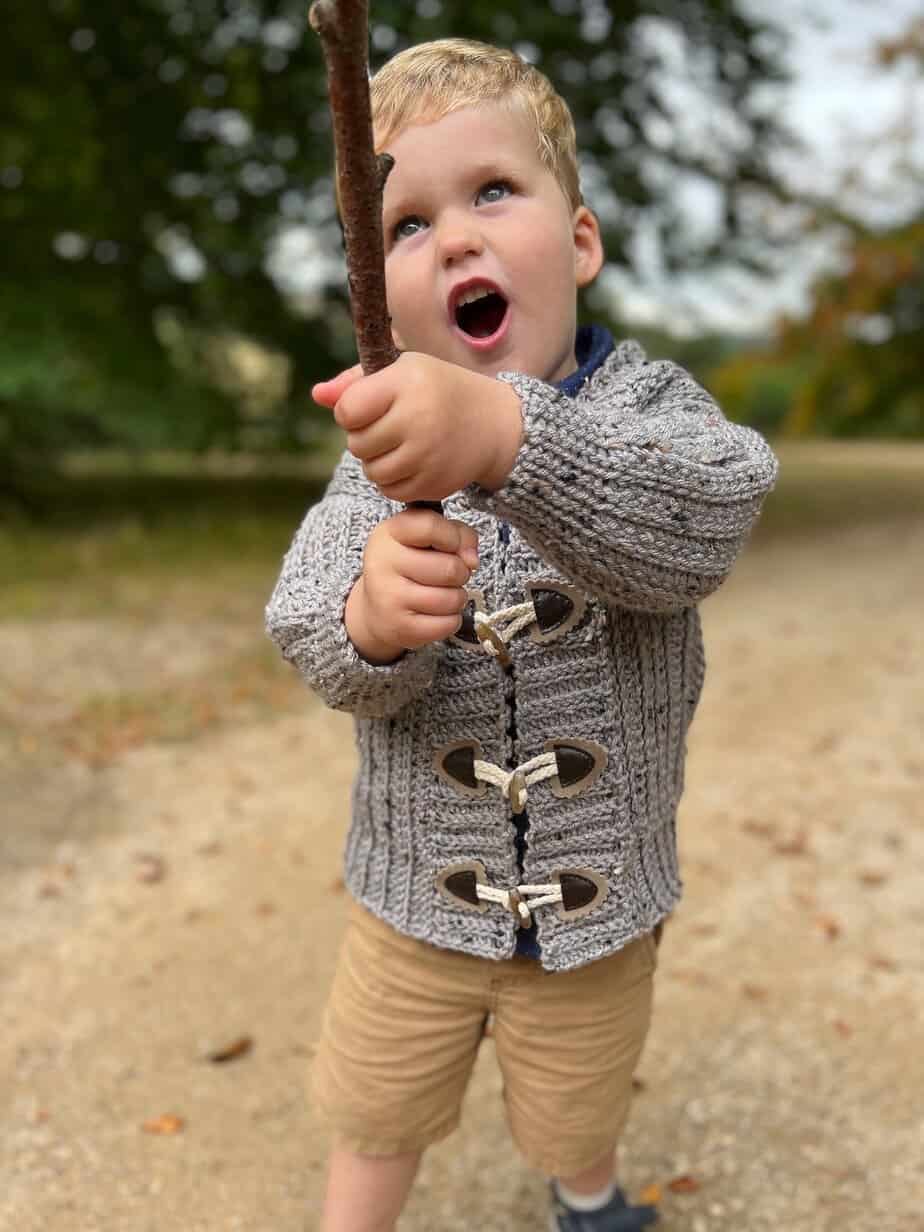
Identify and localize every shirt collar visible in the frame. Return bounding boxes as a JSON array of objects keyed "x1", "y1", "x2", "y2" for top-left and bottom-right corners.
[{"x1": 555, "y1": 325, "x2": 614, "y2": 397}]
